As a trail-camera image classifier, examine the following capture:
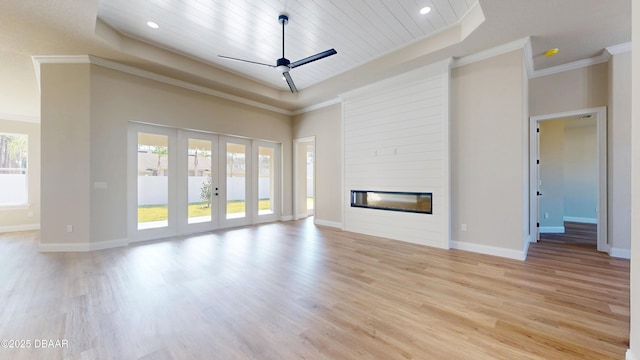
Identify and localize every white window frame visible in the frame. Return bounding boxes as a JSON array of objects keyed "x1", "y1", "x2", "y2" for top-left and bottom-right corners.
[
  {"x1": 0, "y1": 132, "x2": 29, "y2": 208},
  {"x1": 128, "y1": 123, "x2": 178, "y2": 242},
  {"x1": 252, "y1": 140, "x2": 281, "y2": 224}
]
